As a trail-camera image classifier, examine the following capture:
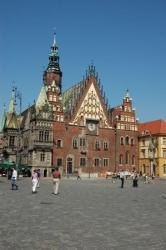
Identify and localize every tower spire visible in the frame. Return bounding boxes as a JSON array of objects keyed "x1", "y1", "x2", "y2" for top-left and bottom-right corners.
[{"x1": 8, "y1": 87, "x2": 16, "y2": 113}]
